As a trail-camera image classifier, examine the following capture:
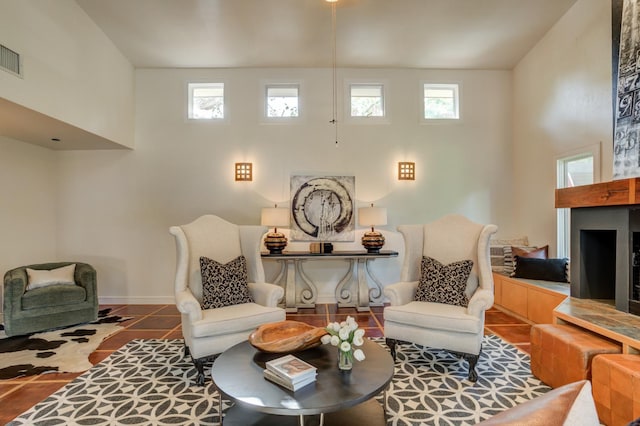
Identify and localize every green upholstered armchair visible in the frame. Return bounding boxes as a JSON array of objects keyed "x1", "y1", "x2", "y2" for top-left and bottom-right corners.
[{"x1": 3, "y1": 262, "x2": 99, "y2": 336}]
